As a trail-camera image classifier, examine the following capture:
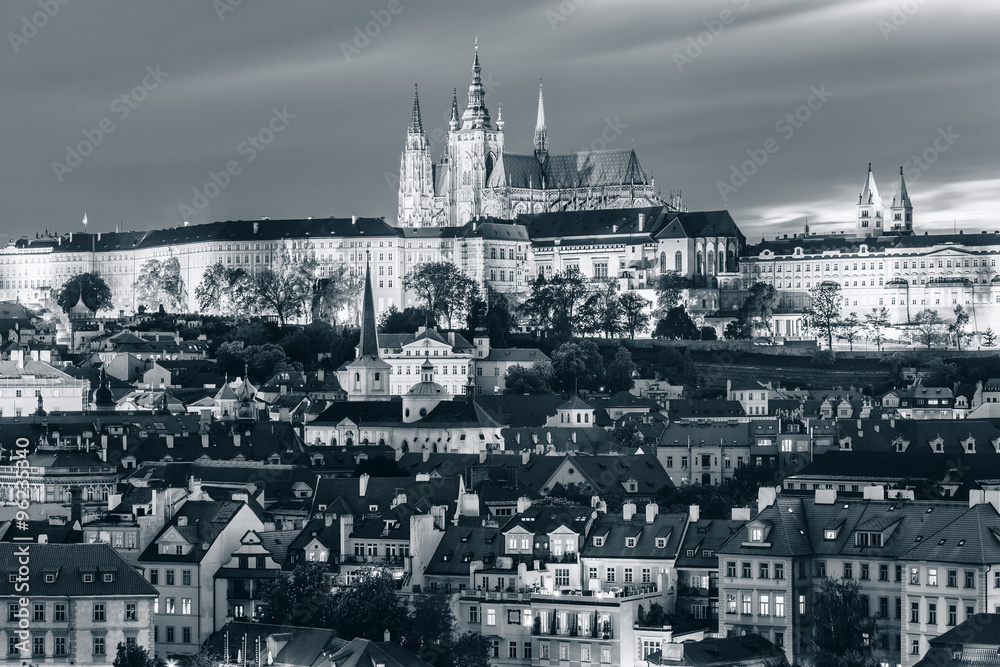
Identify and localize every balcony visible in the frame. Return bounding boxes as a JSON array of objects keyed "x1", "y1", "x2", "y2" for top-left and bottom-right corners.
[{"x1": 342, "y1": 555, "x2": 408, "y2": 566}]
